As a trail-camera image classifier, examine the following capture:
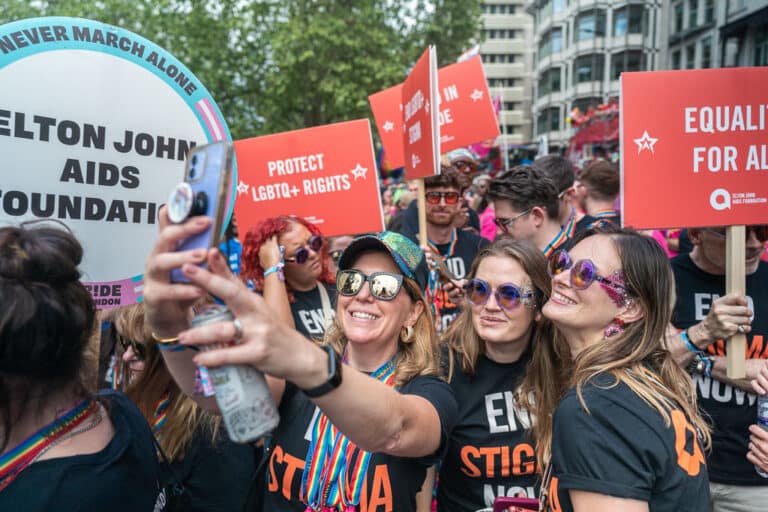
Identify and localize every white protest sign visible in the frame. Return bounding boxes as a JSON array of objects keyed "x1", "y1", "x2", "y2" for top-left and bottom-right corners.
[{"x1": 0, "y1": 17, "x2": 234, "y2": 308}]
